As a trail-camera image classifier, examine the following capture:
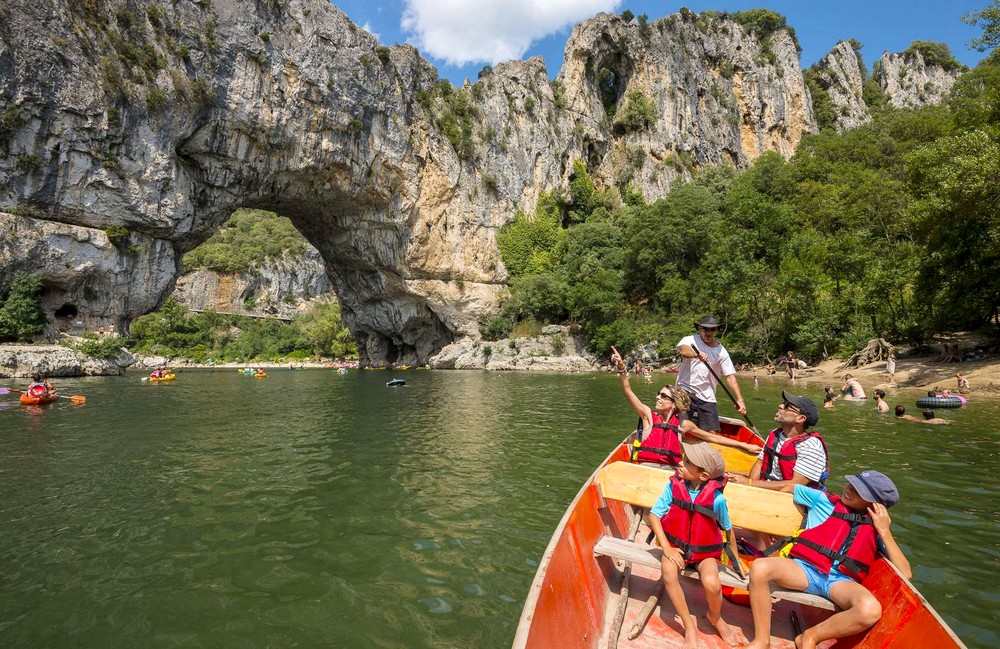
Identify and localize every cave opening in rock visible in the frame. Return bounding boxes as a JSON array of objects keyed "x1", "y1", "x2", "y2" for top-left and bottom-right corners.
[{"x1": 54, "y1": 303, "x2": 78, "y2": 319}]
